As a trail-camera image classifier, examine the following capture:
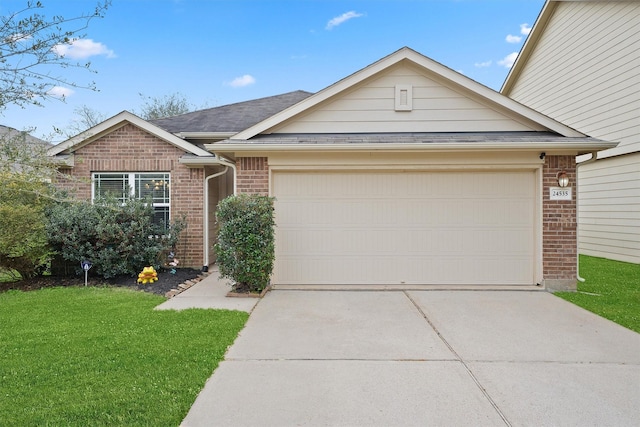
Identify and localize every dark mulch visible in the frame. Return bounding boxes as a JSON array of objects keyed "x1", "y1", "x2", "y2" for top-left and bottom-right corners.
[{"x1": 0, "y1": 268, "x2": 202, "y2": 296}]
